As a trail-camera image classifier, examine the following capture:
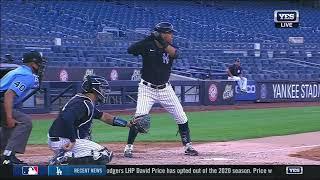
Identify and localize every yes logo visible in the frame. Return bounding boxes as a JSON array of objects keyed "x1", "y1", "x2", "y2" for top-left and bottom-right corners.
[{"x1": 274, "y1": 10, "x2": 299, "y2": 28}]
